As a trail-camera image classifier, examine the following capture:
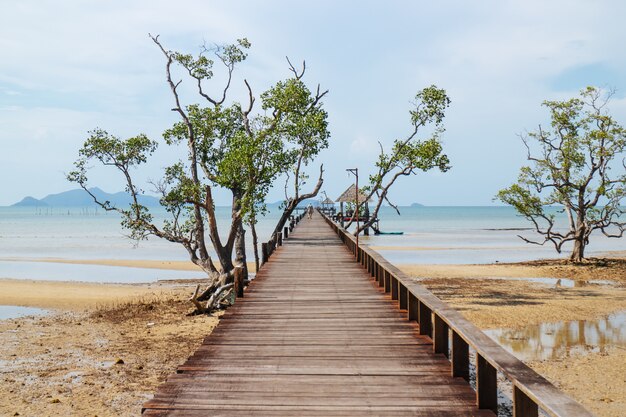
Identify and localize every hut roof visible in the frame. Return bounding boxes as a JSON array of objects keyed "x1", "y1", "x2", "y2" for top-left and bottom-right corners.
[
  {"x1": 335, "y1": 184, "x2": 371, "y2": 203},
  {"x1": 321, "y1": 197, "x2": 334, "y2": 205}
]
